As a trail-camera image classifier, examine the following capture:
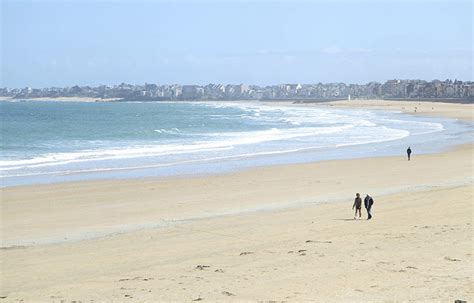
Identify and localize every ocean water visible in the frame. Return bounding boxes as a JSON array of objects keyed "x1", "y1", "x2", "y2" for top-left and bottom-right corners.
[{"x1": 0, "y1": 100, "x2": 472, "y2": 187}]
